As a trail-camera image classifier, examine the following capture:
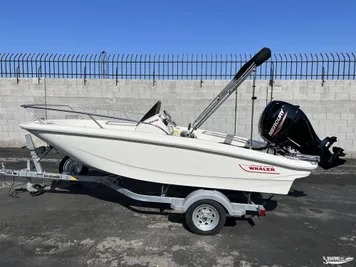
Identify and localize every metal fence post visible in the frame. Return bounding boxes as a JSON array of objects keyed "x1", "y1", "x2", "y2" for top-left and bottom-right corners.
[
  {"x1": 16, "y1": 66, "x2": 20, "y2": 84},
  {"x1": 84, "y1": 66, "x2": 87, "y2": 85}
]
